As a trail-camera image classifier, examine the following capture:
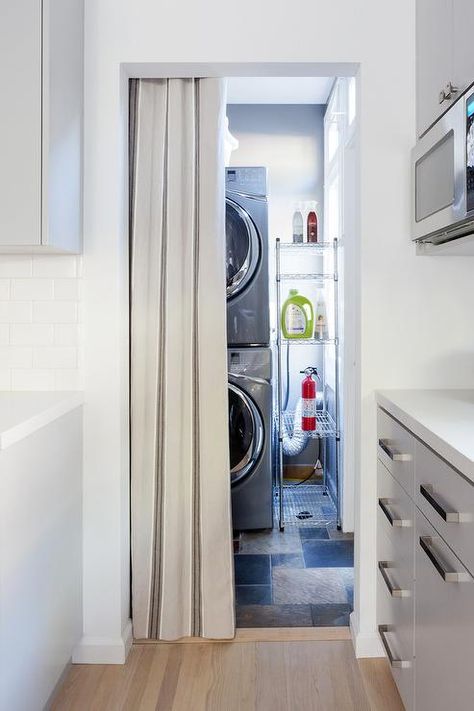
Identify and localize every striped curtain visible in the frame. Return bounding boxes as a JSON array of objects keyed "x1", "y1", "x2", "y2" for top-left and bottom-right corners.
[{"x1": 130, "y1": 78, "x2": 235, "y2": 640}]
